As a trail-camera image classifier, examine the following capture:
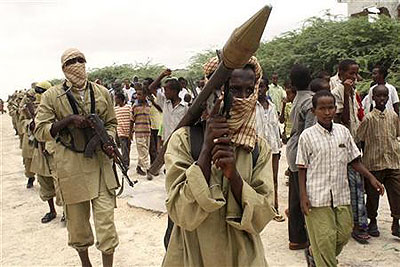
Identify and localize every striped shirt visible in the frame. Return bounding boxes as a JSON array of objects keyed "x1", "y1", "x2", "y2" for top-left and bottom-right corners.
[
  {"x1": 296, "y1": 123, "x2": 361, "y2": 208},
  {"x1": 115, "y1": 105, "x2": 132, "y2": 138},
  {"x1": 356, "y1": 108, "x2": 400, "y2": 171},
  {"x1": 132, "y1": 103, "x2": 151, "y2": 137}
]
